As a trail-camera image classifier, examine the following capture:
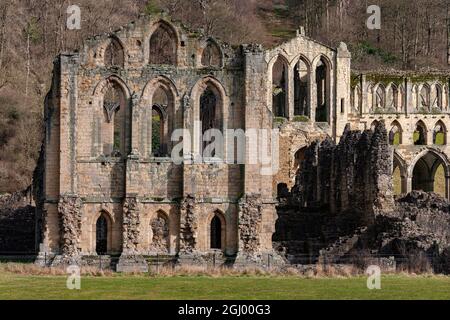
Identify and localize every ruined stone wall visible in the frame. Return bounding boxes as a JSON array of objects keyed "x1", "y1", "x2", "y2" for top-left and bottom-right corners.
[{"x1": 294, "y1": 122, "x2": 395, "y2": 222}]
